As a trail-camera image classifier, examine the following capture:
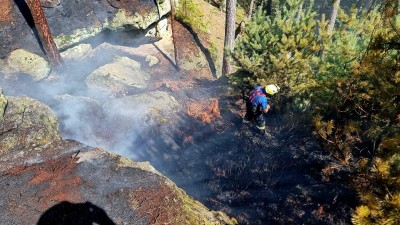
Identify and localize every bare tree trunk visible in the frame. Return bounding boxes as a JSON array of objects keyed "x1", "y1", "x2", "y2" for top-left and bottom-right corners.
[
  {"x1": 26, "y1": 0, "x2": 63, "y2": 67},
  {"x1": 170, "y1": 0, "x2": 179, "y2": 70},
  {"x1": 327, "y1": 0, "x2": 340, "y2": 35},
  {"x1": 248, "y1": 0, "x2": 255, "y2": 18},
  {"x1": 234, "y1": 0, "x2": 254, "y2": 39},
  {"x1": 266, "y1": 0, "x2": 272, "y2": 16},
  {"x1": 364, "y1": 0, "x2": 377, "y2": 12},
  {"x1": 296, "y1": 2, "x2": 303, "y2": 21},
  {"x1": 319, "y1": 0, "x2": 328, "y2": 20},
  {"x1": 222, "y1": 0, "x2": 237, "y2": 76}
]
